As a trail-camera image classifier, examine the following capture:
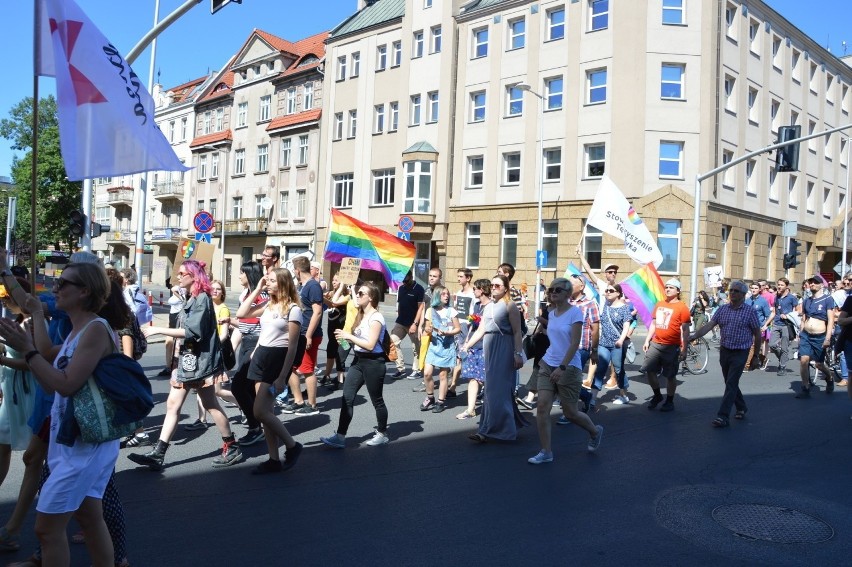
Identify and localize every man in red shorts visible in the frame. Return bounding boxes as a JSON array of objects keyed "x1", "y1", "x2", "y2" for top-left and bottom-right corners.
[{"x1": 642, "y1": 278, "x2": 690, "y2": 412}]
